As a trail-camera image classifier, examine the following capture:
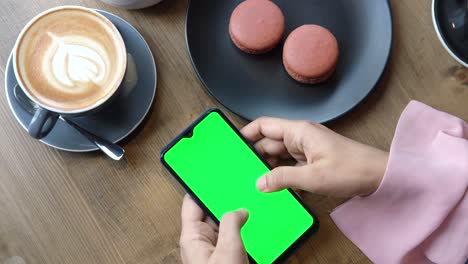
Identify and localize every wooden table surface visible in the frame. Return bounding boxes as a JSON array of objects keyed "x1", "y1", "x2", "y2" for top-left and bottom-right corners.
[{"x1": 0, "y1": 0, "x2": 467, "y2": 263}]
